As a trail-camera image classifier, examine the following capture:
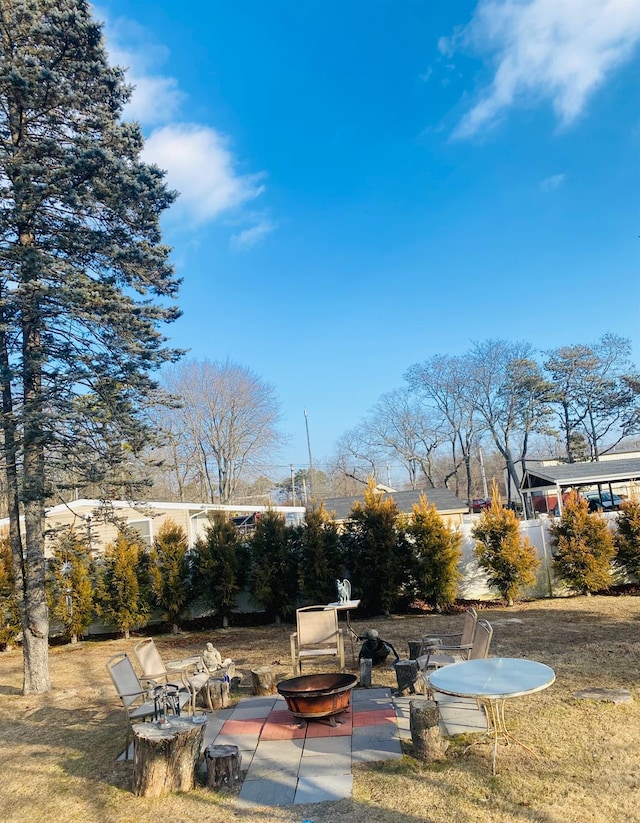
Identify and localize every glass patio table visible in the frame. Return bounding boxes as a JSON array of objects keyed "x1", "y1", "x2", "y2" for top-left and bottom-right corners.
[{"x1": 428, "y1": 657, "x2": 555, "y2": 774}]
